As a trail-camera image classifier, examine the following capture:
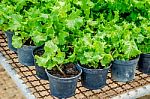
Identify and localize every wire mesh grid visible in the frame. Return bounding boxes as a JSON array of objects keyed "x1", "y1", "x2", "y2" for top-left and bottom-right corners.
[{"x1": 0, "y1": 31, "x2": 150, "y2": 99}]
